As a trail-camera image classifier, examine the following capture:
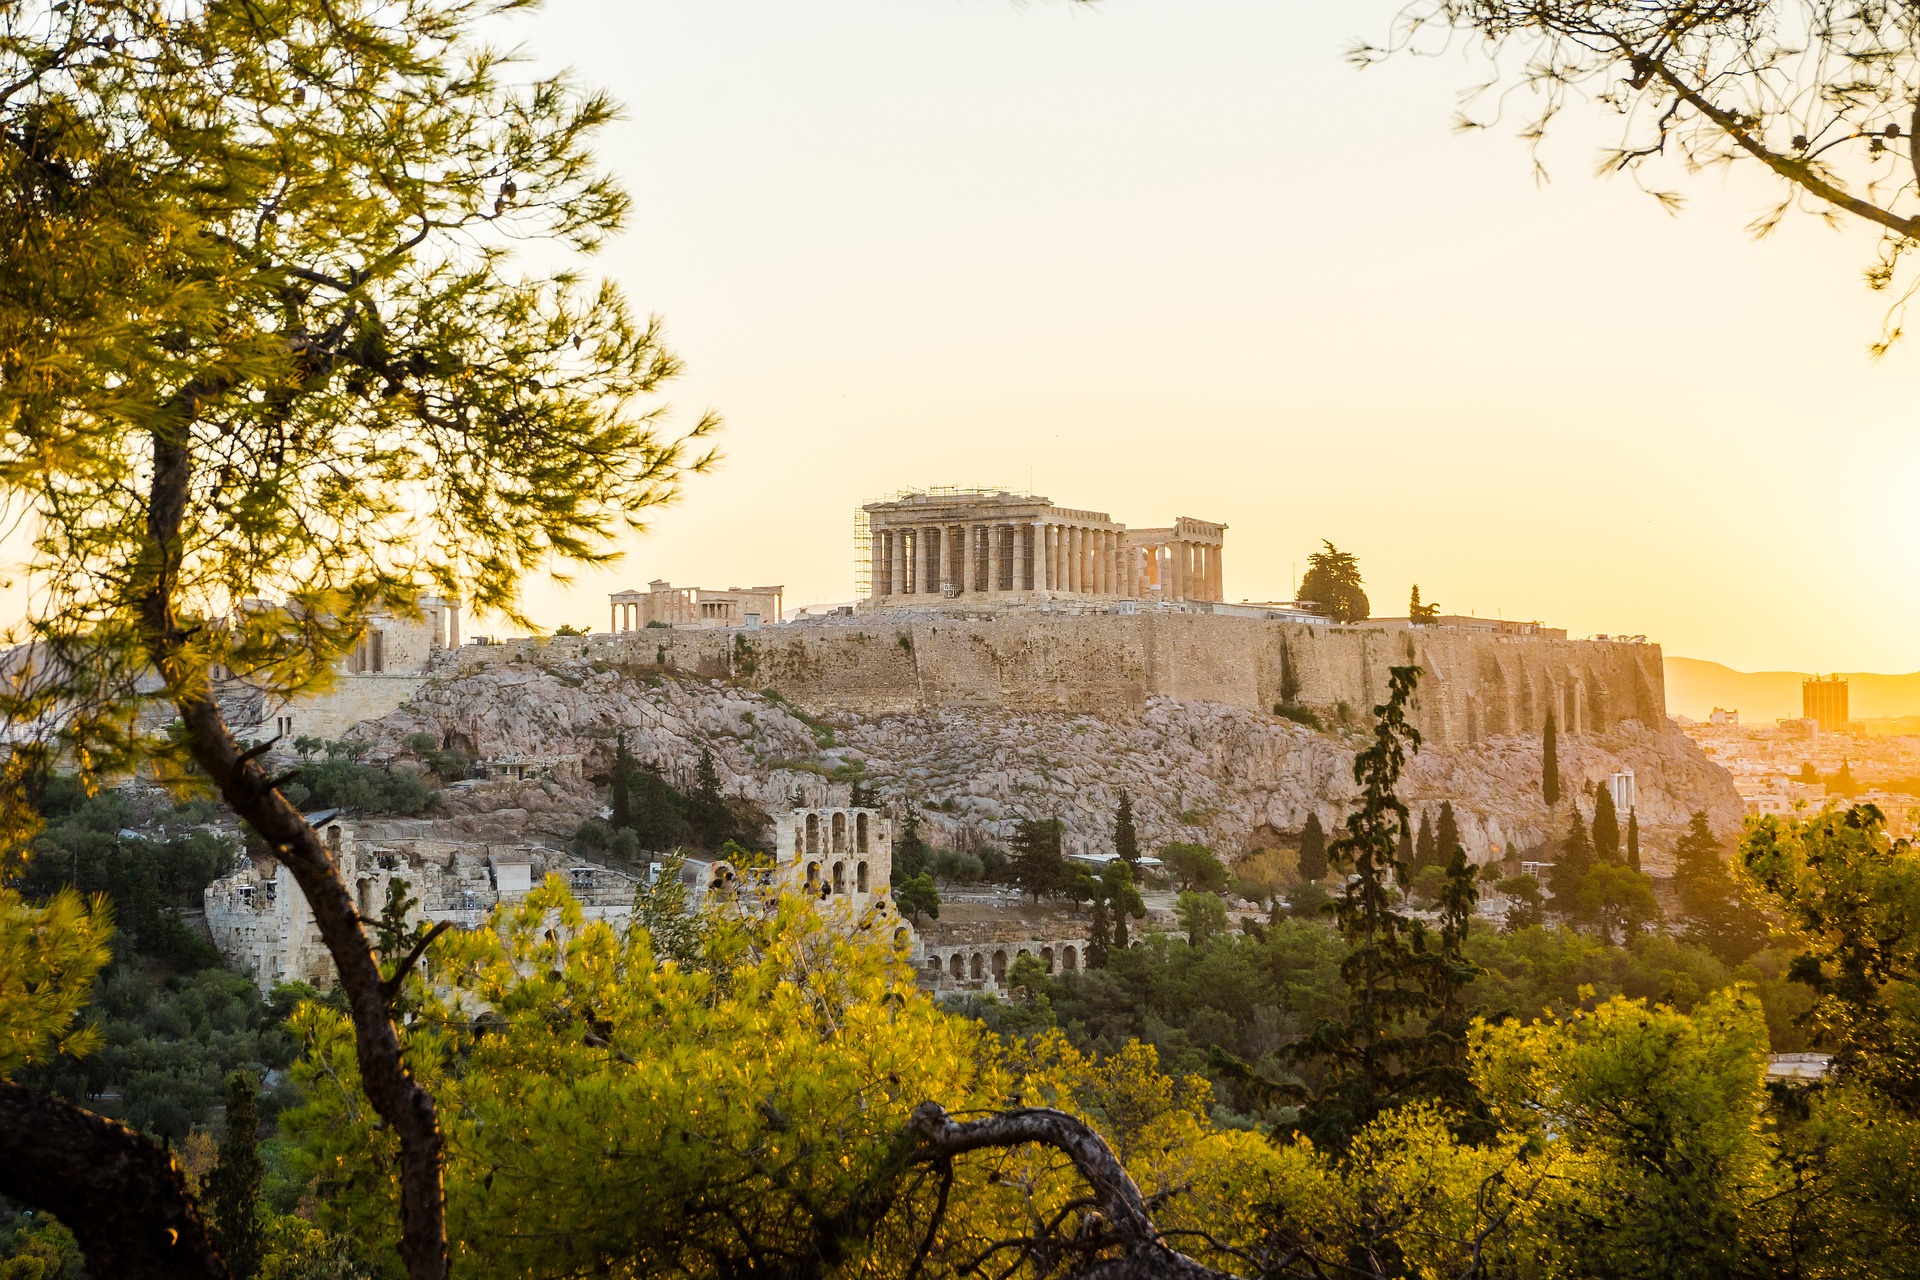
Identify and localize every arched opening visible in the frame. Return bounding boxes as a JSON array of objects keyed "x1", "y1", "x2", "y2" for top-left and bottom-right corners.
[
  {"x1": 970, "y1": 953, "x2": 984, "y2": 981},
  {"x1": 805, "y1": 861, "x2": 819, "y2": 887},
  {"x1": 856, "y1": 861, "x2": 869, "y2": 892},
  {"x1": 926, "y1": 955, "x2": 942, "y2": 974},
  {"x1": 1042, "y1": 947, "x2": 1055, "y2": 974},
  {"x1": 992, "y1": 951, "x2": 1007, "y2": 982},
  {"x1": 832, "y1": 811, "x2": 848, "y2": 854},
  {"x1": 805, "y1": 813, "x2": 821, "y2": 857},
  {"x1": 857, "y1": 812, "x2": 870, "y2": 853},
  {"x1": 894, "y1": 927, "x2": 910, "y2": 947},
  {"x1": 832, "y1": 861, "x2": 846, "y2": 893},
  {"x1": 949, "y1": 954, "x2": 965, "y2": 979},
  {"x1": 1063, "y1": 945, "x2": 1077, "y2": 971}
]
